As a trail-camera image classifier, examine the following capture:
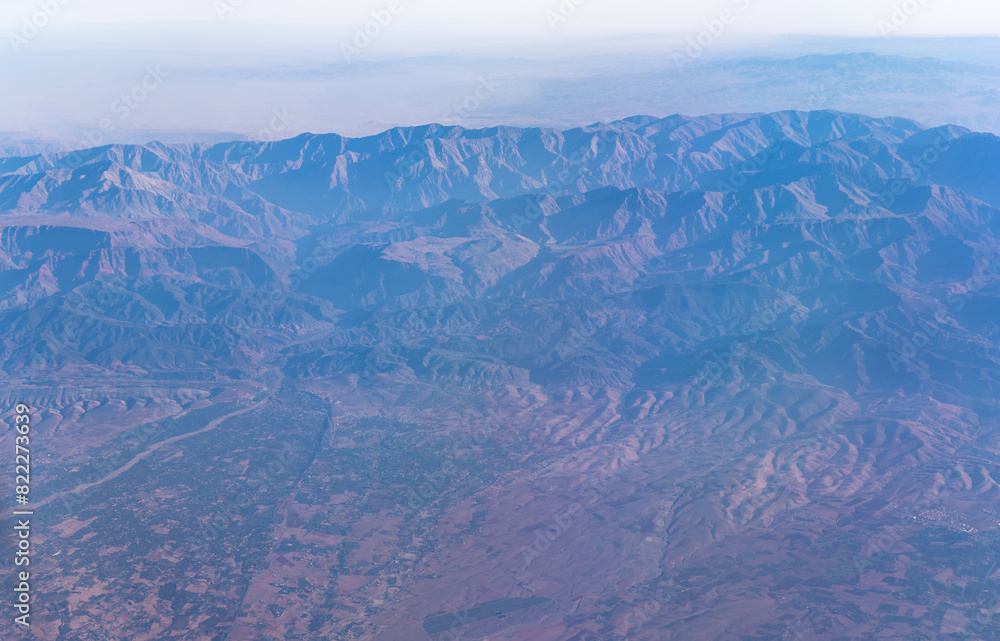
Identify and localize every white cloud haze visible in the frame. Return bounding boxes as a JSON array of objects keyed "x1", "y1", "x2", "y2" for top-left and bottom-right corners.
[
  {"x1": 1, "y1": 1, "x2": 998, "y2": 142},
  {"x1": 1, "y1": 0, "x2": 998, "y2": 47}
]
